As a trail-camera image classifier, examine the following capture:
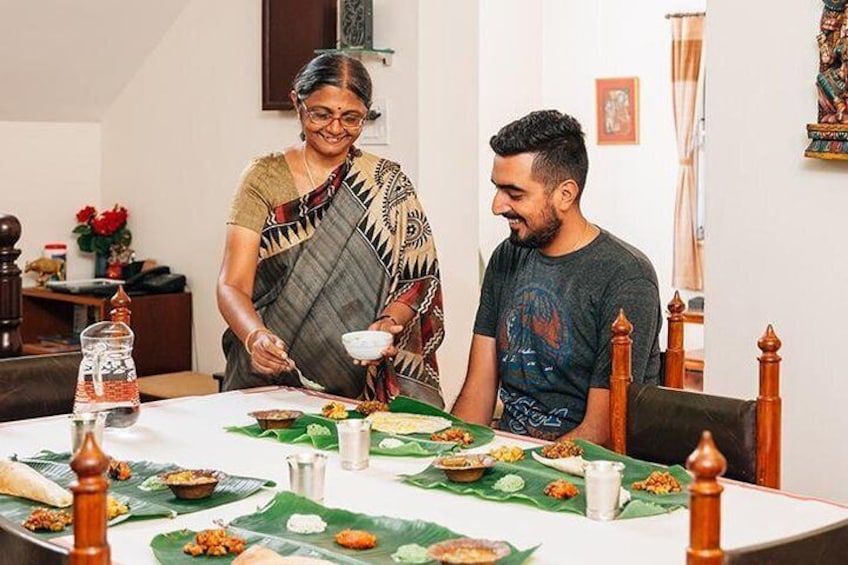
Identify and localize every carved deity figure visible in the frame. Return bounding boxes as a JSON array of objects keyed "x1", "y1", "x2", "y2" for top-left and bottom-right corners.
[{"x1": 816, "y1": 2, "x2": 848, "y2": 123}]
